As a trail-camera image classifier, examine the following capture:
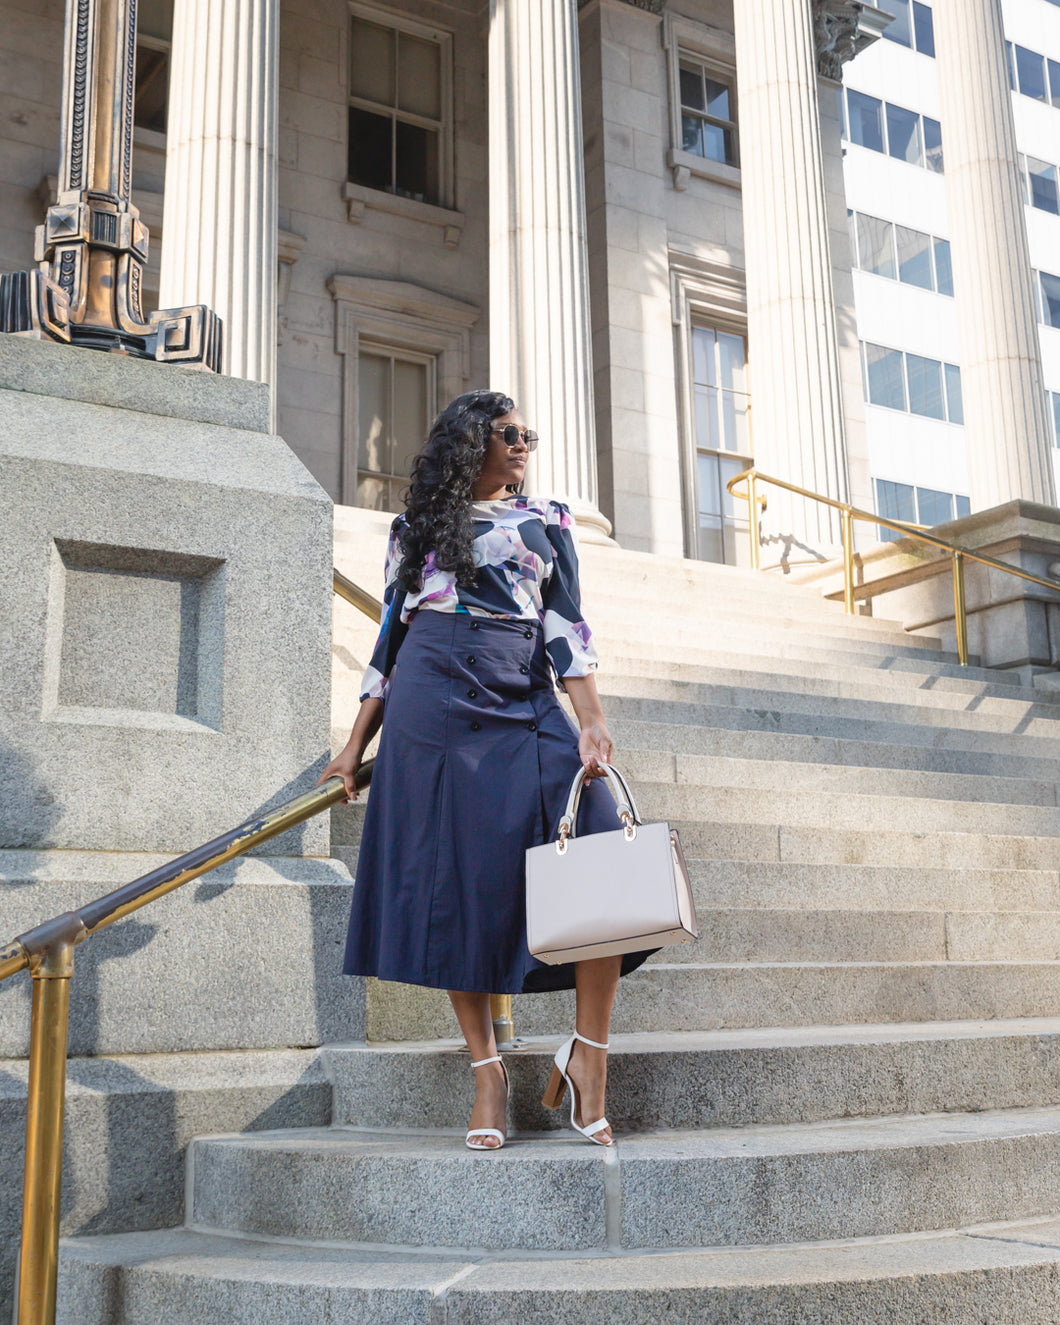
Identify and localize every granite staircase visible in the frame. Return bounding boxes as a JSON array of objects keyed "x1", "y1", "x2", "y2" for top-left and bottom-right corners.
[{"x1": 57, "y1": 544, "x2": 1060, "y2": 1322}]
